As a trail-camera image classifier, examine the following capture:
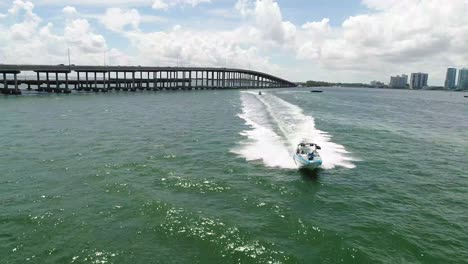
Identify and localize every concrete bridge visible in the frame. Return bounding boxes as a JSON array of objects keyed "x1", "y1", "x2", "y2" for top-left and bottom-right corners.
[{"x1": 0, "y1": 64, "x2": 297, "y2": 95}]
